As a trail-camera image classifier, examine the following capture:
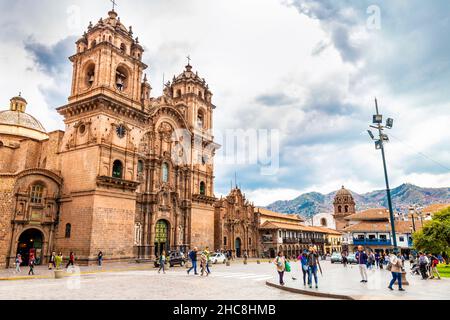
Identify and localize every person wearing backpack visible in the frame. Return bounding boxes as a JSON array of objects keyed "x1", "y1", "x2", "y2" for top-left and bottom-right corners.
[
  {"x1": 273, "y1": 251, "x2": 286, "y2": 286},
  {"x1": 307, "y1": 247, "x2": 319, "y2": 289},
  {"x1": 388, "y1": 253, "x2": 405, "y2": 291},
  {"x1": 429, "y1": 255, "x2": 441, "y2": 280}
]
